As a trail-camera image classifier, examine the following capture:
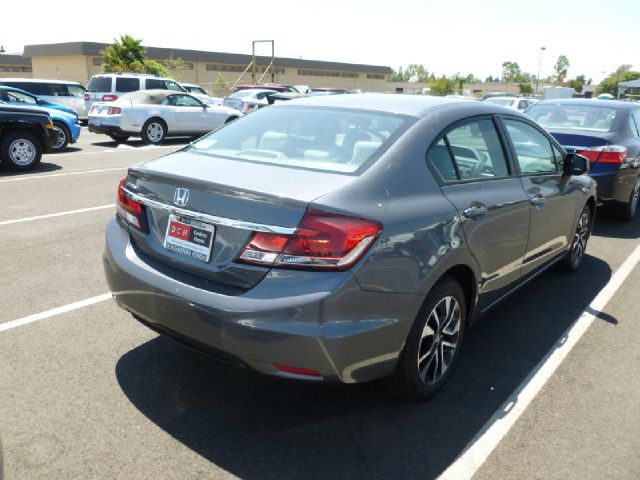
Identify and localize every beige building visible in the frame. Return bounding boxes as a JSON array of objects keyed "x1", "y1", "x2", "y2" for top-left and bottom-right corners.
[
  {"x1": 9, "y1": 41, "x2": 392, "y2": 95},
  {"x1": 0, "y1": 54, "x2": 33, "y2": 78}
]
